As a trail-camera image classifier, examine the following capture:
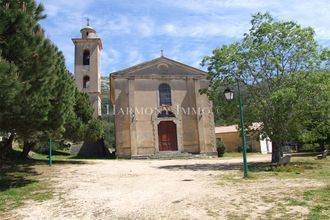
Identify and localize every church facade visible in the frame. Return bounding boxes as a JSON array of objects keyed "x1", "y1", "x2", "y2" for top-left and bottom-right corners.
[
  {"x1": 110, "y1": 56, "x2": 217, "y2": 158},
  {"x1": 73, "y1": 24, "x2": 216, "y2": 158}
]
